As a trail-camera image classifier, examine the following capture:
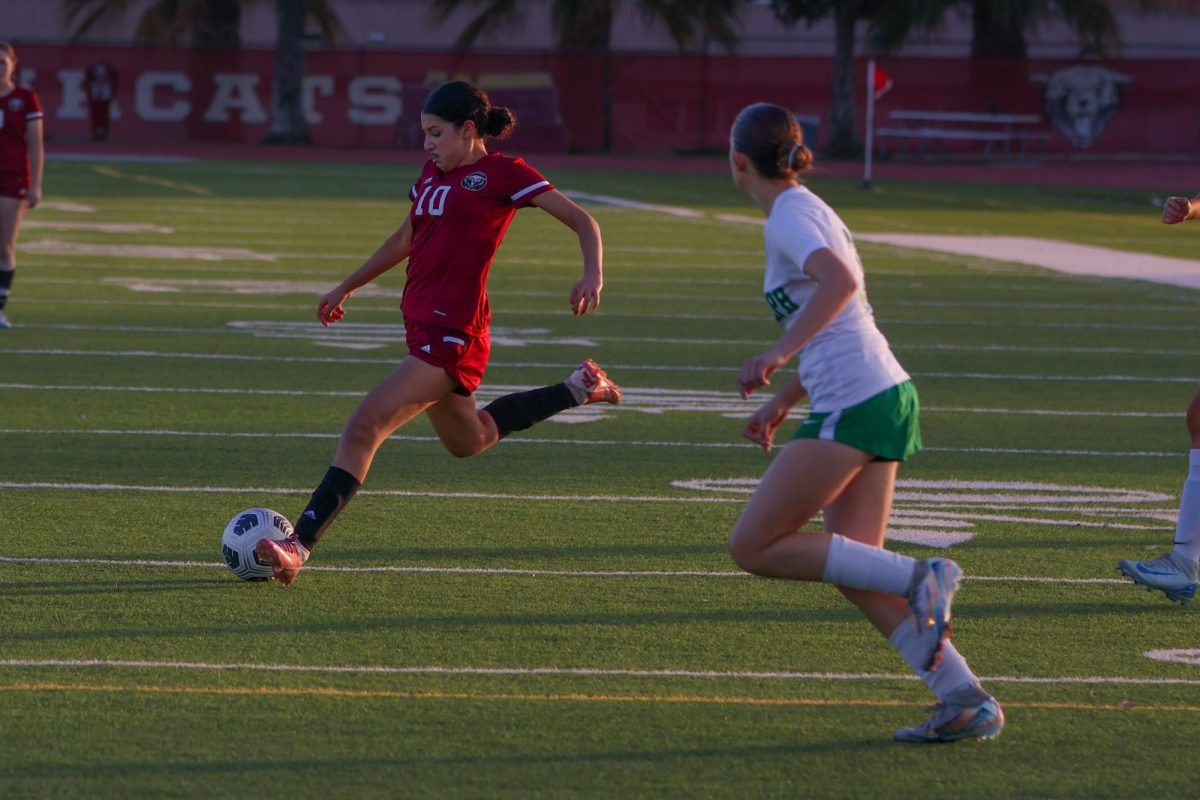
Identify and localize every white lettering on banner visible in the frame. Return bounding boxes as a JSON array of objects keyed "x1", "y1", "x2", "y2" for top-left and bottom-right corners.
[
  {"x1": 136, "y1": 72, "x2": 190, "y2": 122},
  {"x1": 56, "y1": 70, "x2": 87, "y2": 119},
  {"x1": 203, "y1": 73, "x2": 267, "y2": 123},
  {"x1": 302, "y1": 75, "x2": 334, "y2": 124},
  {"x1": 348, "y1": 76, "x2": 401, "y2": 125},
  {"x1": 58, "y1": 70, "x2": 123, "y2": 121}
]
